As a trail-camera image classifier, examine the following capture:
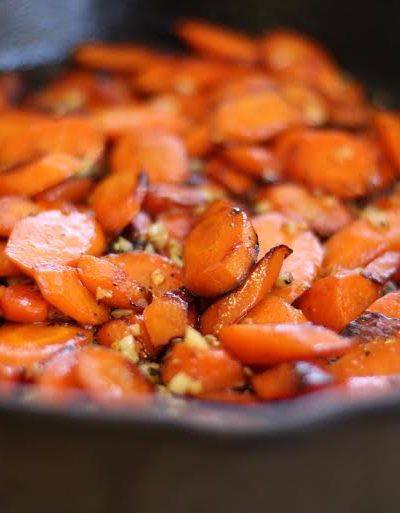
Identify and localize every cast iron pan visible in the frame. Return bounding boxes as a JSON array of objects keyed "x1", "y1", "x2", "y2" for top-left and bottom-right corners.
[{"x1": 0, "y1": 1, "x2": 400, "y2": 512}]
